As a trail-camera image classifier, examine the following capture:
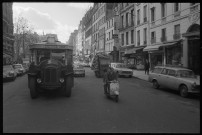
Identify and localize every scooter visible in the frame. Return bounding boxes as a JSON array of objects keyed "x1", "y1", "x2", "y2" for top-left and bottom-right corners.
[{"x1": 105, "y1": 80, "x2": 119, "y2": 102}]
